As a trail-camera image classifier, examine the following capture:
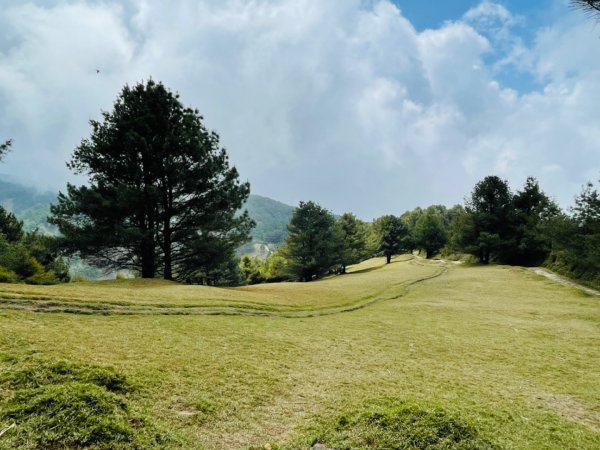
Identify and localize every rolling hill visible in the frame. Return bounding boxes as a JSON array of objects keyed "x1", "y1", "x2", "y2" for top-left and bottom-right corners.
[{"x1": 0, "y1": 256, "x2": 598, "y2": 449}]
